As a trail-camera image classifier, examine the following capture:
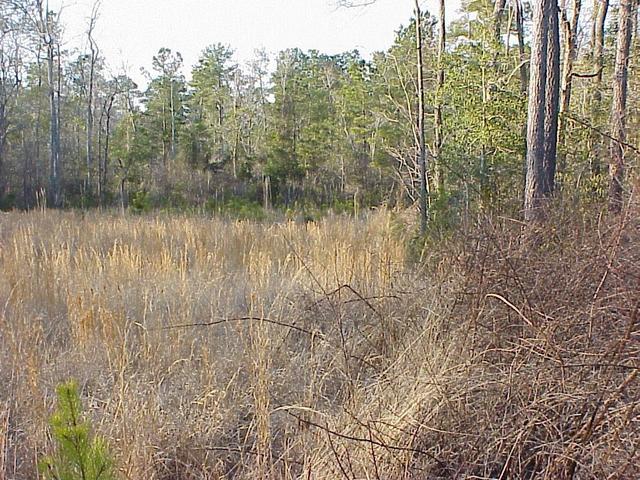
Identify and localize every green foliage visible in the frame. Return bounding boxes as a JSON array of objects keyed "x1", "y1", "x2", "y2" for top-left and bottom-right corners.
[
  {"x1": 0, "y1": 0, "x2": 631, "y2": 221},
  {"x1": 206, "y1": 197, "x2": 267, "y2": 221},
  {"x1": 130, "y1": 190, "x2": 152, "y2": 213},
  {"x1": 0, "y1": 192, "x2": 17, "y2": 211},
  {"x1": 187, "y1": 44, "x2": 237, "y2": 169},
  {"x1": 143, "y1": 48, "x2": 187, "y2": 163},
  {"x1": 39, "y1": 381, "x2": 116, "y2": 480}
]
